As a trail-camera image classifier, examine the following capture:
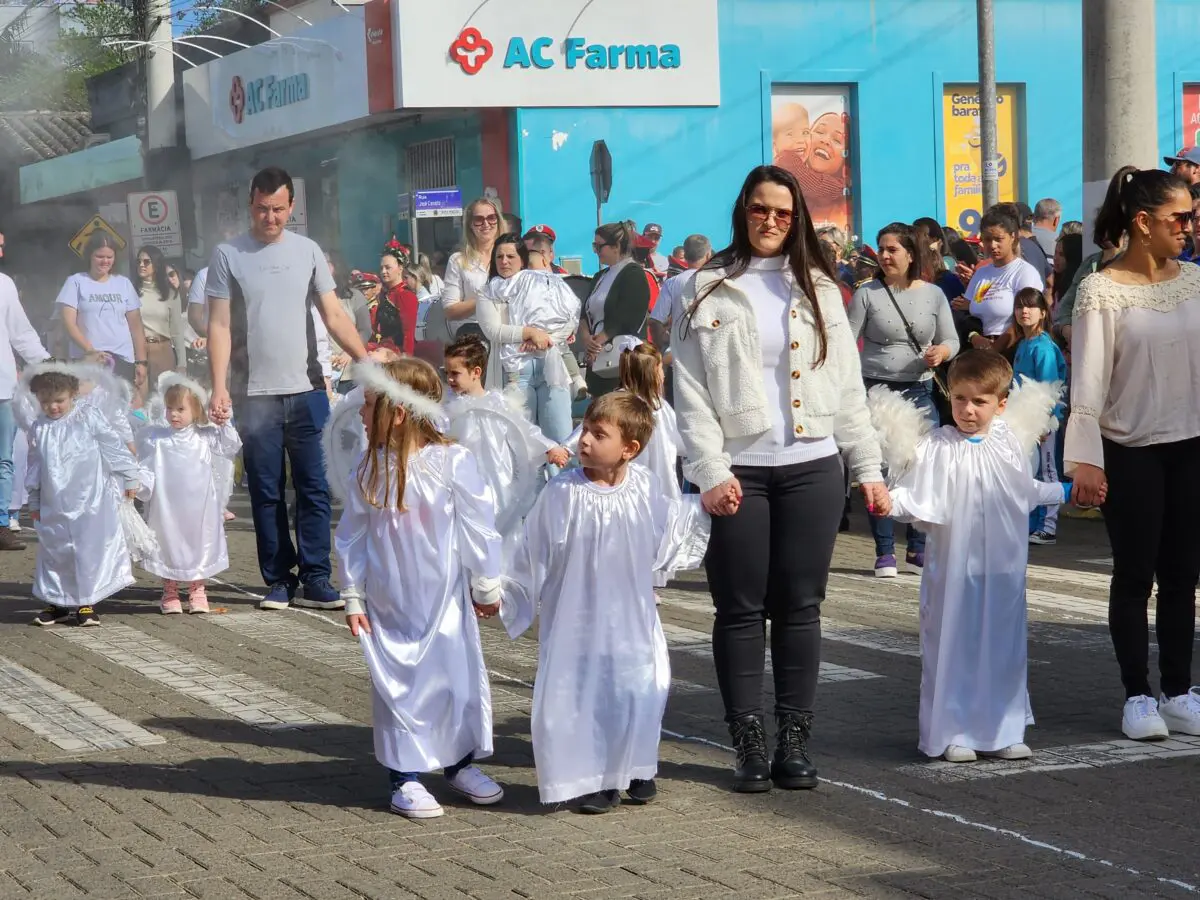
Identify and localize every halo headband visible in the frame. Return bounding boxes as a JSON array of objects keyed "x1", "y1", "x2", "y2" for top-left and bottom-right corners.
[
  {"x1": 350, "y1": 361, "x2": 444, "y2": 423},
  {"x1": 155, "y1": 371, "x2": 210, "y2": 408}
]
